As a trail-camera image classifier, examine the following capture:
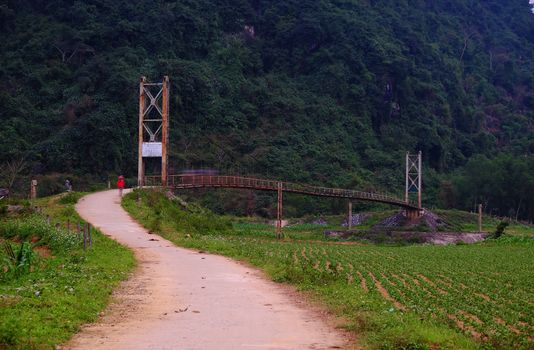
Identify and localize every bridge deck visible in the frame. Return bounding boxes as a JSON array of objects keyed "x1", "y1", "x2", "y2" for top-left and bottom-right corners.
[{"x1": 144, "y1": 175, "x2": 420, "y2": 210}]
